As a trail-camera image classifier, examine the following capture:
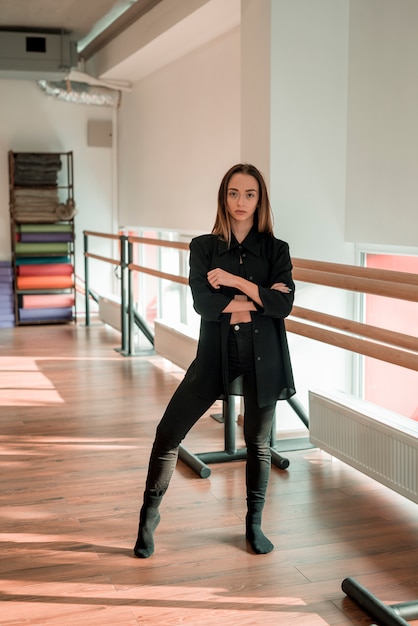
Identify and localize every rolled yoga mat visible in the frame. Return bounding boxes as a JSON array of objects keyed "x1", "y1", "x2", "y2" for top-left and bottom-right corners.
[
  {"x1": 15, "y1": 256, "x2": 70, "y2": 265},
  {"x1": 19, "y1": 233, "x2": 74, "y2": 243},
  {"x1": 17, "y1": 264, "x2": 73, "y2": 276},
  {"x1": 16, "y1": 276, "x2": 73, "y2": 290},
  {"x1": 19, "y1": 307, "x2": 73, "y2": 321},
  {"x1": 22, "y1": 294, "x2": 75, "y2": 309},
  {"x1": 0, "y1": 295, "x2": 14, "y2": 310},
  {"x1": 15, "y1": 242, "x2": 70, "y2": 255},
  {"x1": 18, "y1": 223, "x2": 73, "y2": 233}
]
